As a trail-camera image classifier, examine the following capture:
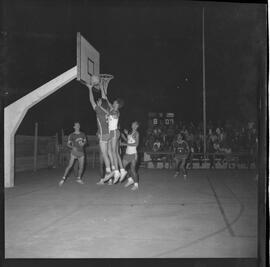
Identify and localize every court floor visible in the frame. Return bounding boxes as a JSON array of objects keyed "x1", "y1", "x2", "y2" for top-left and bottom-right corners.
[{"x1": 5, "y1": 168, "x2": 258, "y2": 258}]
